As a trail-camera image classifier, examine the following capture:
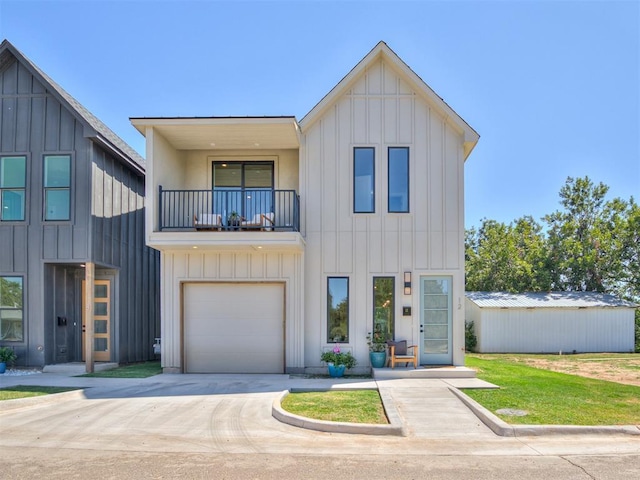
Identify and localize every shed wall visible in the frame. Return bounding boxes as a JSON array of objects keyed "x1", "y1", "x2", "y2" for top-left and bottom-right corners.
[{"x1": 474, "y1": 307, "x2": 635, "y2": 353}]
